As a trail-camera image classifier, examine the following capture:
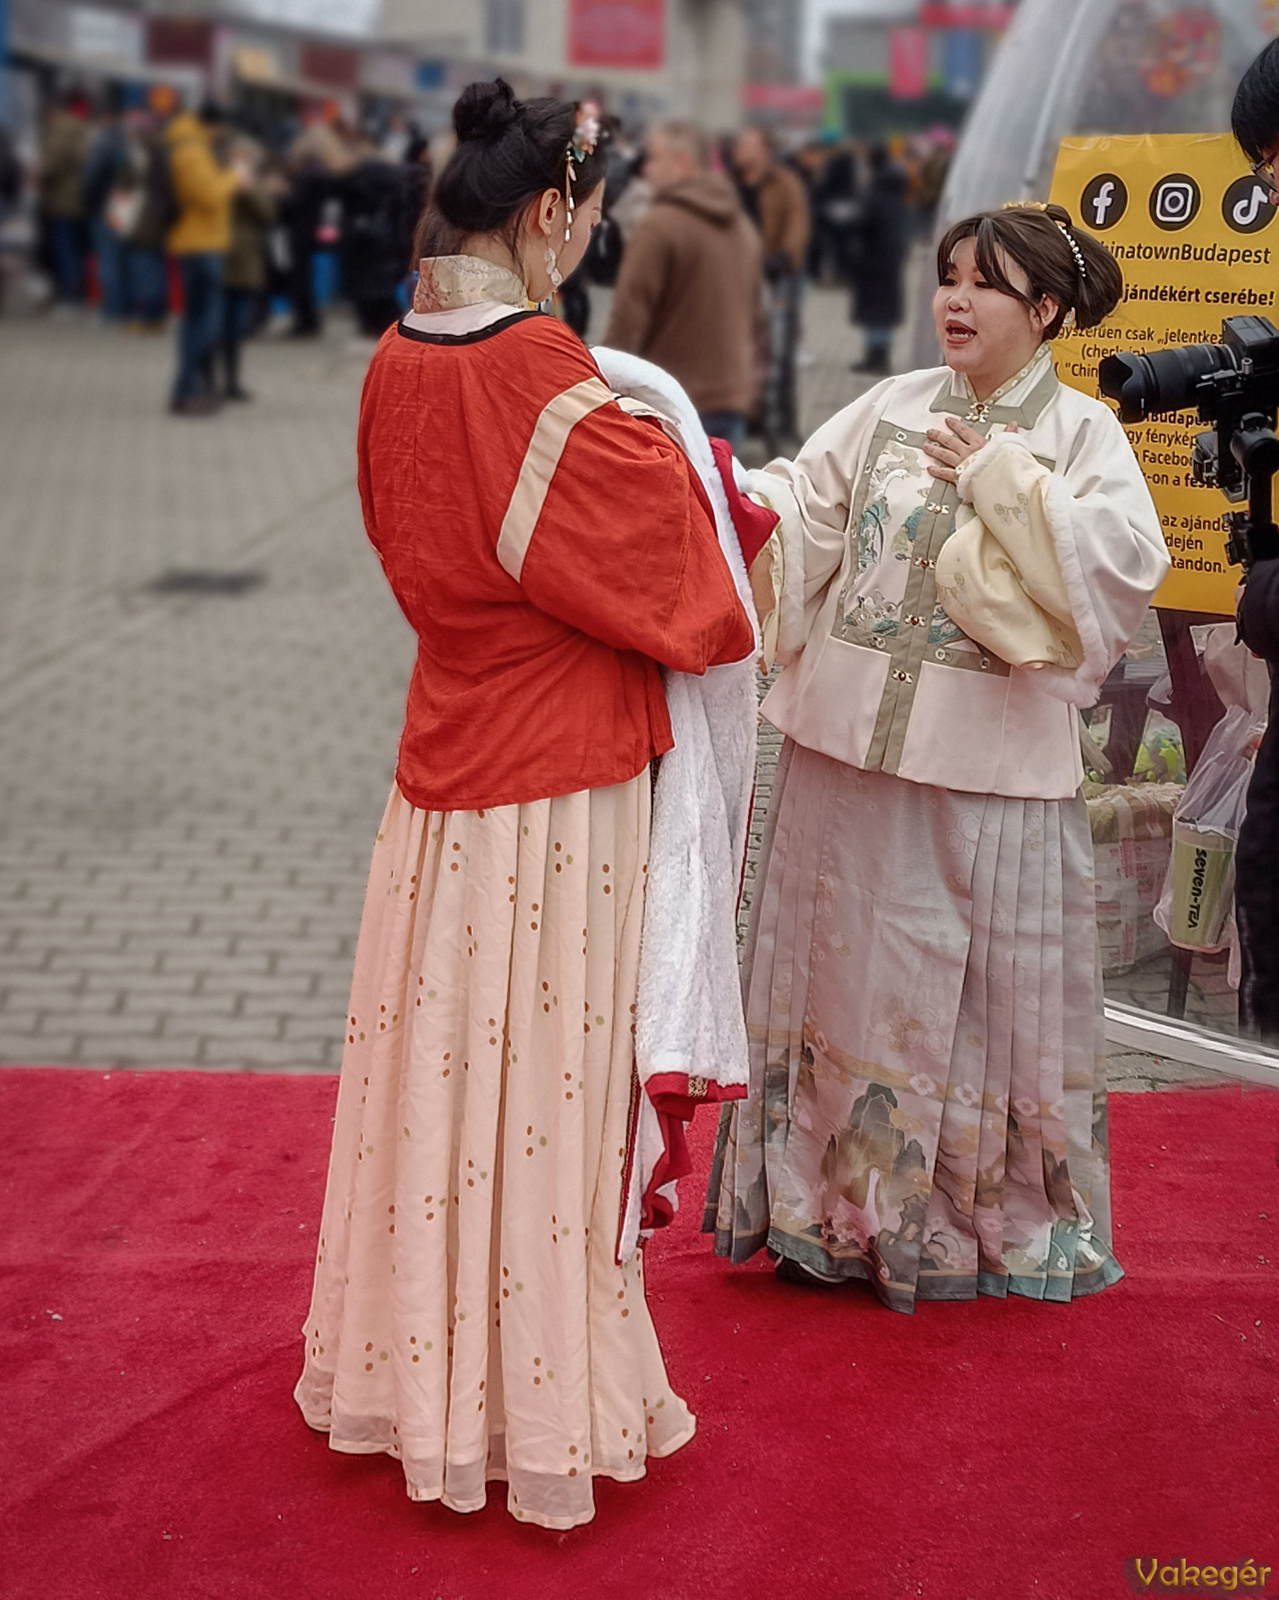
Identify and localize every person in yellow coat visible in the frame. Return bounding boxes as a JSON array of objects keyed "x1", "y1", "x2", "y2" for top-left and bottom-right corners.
[{"x1": 165, "y1": 102, "x2": 242, "y2": 414}]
